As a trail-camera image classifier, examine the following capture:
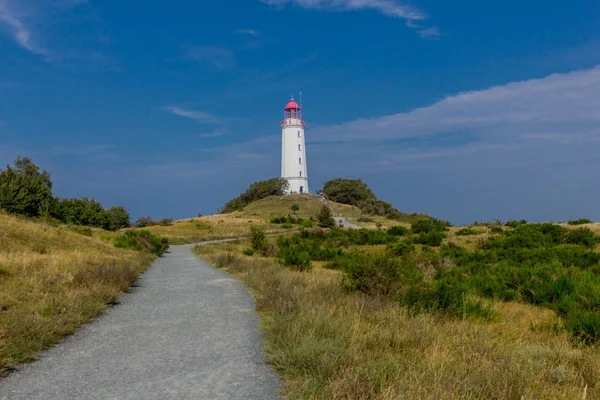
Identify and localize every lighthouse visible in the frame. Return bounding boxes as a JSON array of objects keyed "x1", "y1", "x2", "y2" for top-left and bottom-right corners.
[{"x1": 281, "y1": 97, "x2": 309, "y2": 194}]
